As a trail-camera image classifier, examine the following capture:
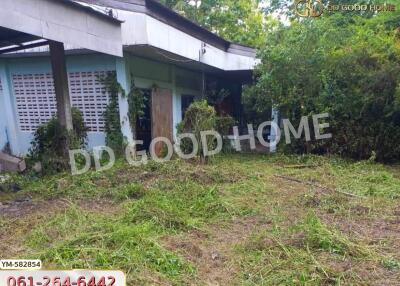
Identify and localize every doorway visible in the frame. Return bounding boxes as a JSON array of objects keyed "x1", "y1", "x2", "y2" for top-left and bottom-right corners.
[
  {"x1": 136, "y1": 89, "x2": 152, "y2": 151},
  {"x1": 151, "y1": 88, "x2": 173, "y2": 155}
]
